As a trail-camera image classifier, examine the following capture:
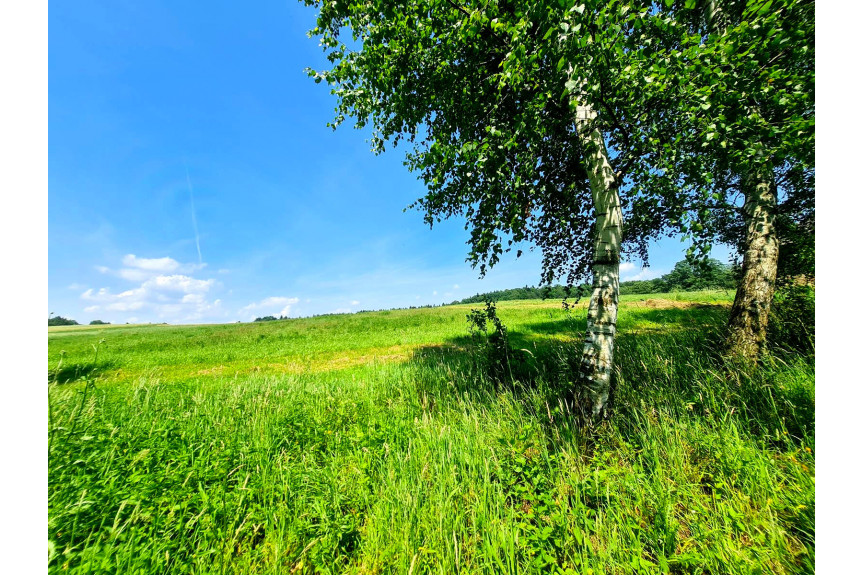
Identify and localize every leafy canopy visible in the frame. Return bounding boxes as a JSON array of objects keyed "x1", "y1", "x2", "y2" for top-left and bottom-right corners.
[
  {"x1": 305, "y1": 0, "x2": 706, "y2": 283},
  {"x1": 648, "y1": 0, "x2": 814, "y2": 261},
  {"x1": 303, "y1": 0, "x2": 813, "y2": 281}
]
